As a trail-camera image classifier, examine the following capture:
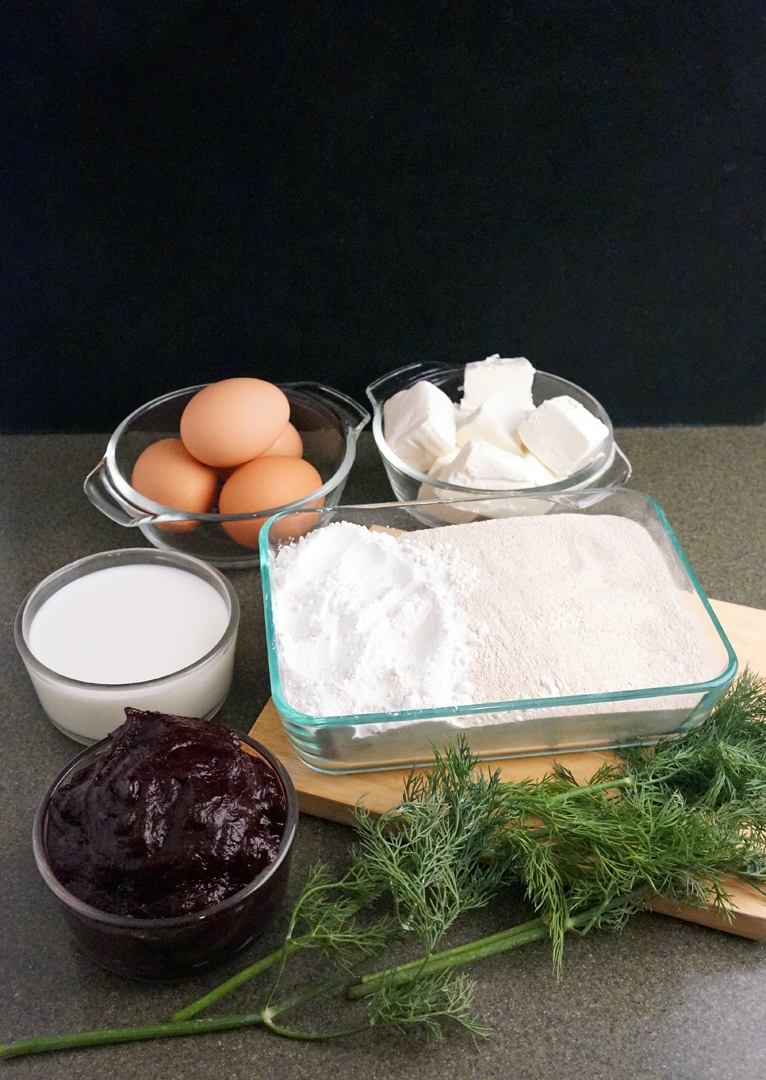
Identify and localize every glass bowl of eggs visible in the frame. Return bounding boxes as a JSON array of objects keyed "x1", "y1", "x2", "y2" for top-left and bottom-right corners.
[{"x1": 85, "y1": 380, "x2": 370, "y2": 567}]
